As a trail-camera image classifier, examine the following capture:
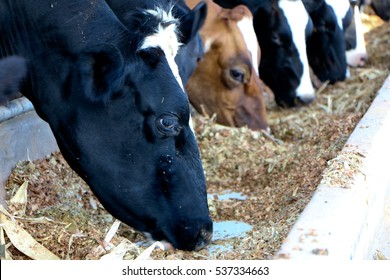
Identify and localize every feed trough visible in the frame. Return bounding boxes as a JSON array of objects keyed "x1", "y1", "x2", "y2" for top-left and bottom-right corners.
[
  {"x1": 276, "y1": 76, "x2": 390, "y2": 259},
  {"x1": 0, "y1": 98, "x2": 58, "y2": 206}
]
